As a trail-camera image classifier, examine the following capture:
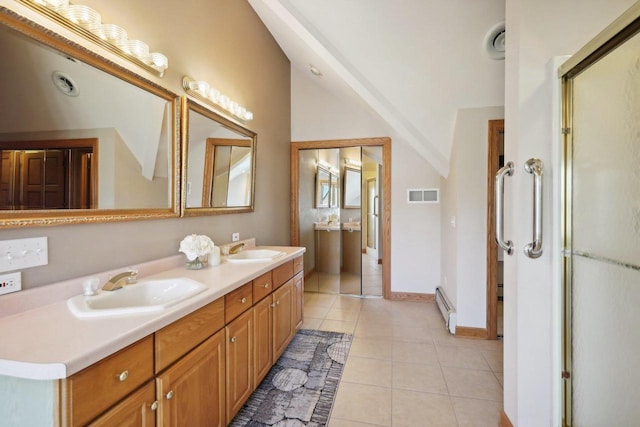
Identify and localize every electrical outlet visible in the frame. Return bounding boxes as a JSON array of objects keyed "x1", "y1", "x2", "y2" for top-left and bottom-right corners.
[
  {"x1": 232, "y1": 233, "x2": 240, "y2": 242},
  {"x1": 0, "y1": 237, "x2": 48, "y2": 272},
  {"x1": 0, "y1": 271, "x2": 21, "y2": 296}
]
